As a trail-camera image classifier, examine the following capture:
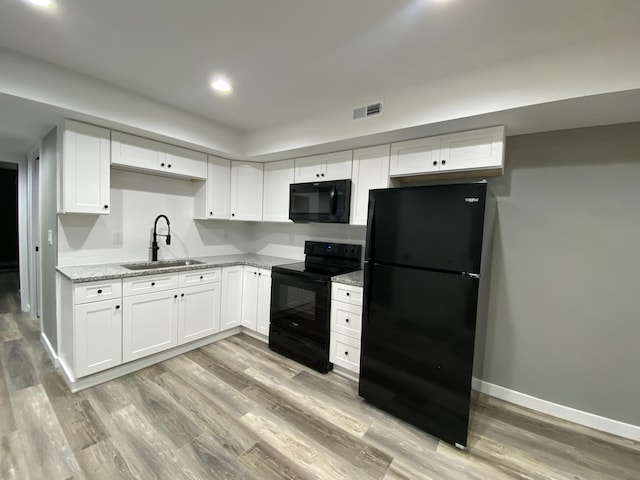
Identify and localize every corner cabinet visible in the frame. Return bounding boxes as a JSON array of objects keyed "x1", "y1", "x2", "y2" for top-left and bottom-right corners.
[
  {"x1": 389, "y1": 126, "x2": 505, "y2": 178},
  {"x1": 350, "y1": 145, "x2": 391, "y2": 225},
  {"x1": 230, "y1": 161, "x2": 264, "y2": 221},
  {"x1": 195, "y1": 155, "x2": 231, "y2": 220},
  {"x1": 220, "y1": 265, "x2": 244, "y2": 331},
  {"x1": 263, "y1": 159, "x2": 294, "y2": 222},
  {"x1": 59, "y1": 120, "x2": 111, "y2": 214}
]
